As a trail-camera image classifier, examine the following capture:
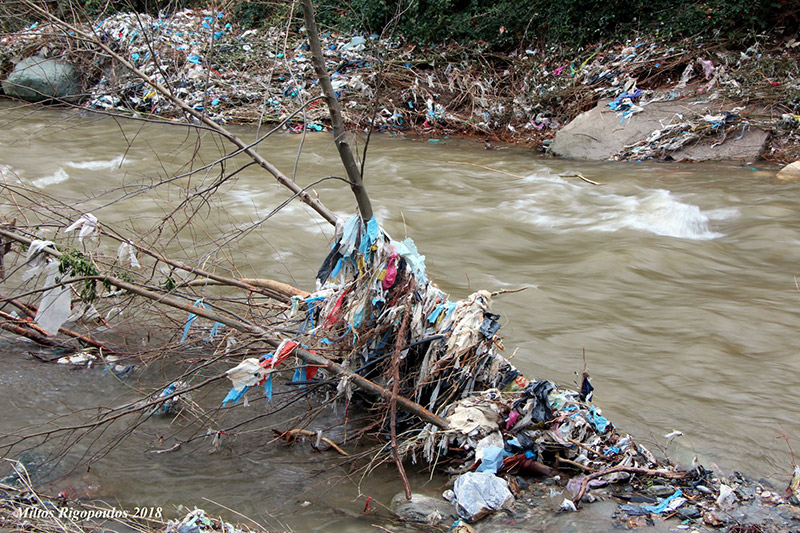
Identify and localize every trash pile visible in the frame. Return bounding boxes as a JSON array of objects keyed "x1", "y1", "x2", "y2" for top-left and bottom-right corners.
[
  {"x1": 2, "y1": 10, "x2": 799, "y2": 159},
  {"x1": 512, "y1": 38, "x2": 800, "y2": 159},
  {"x1": 616, "y1": 108, "x2": 754, "y2": 161},
  {"x1": 212, "y1": 212, "x2": 800, "y2": 528}
]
